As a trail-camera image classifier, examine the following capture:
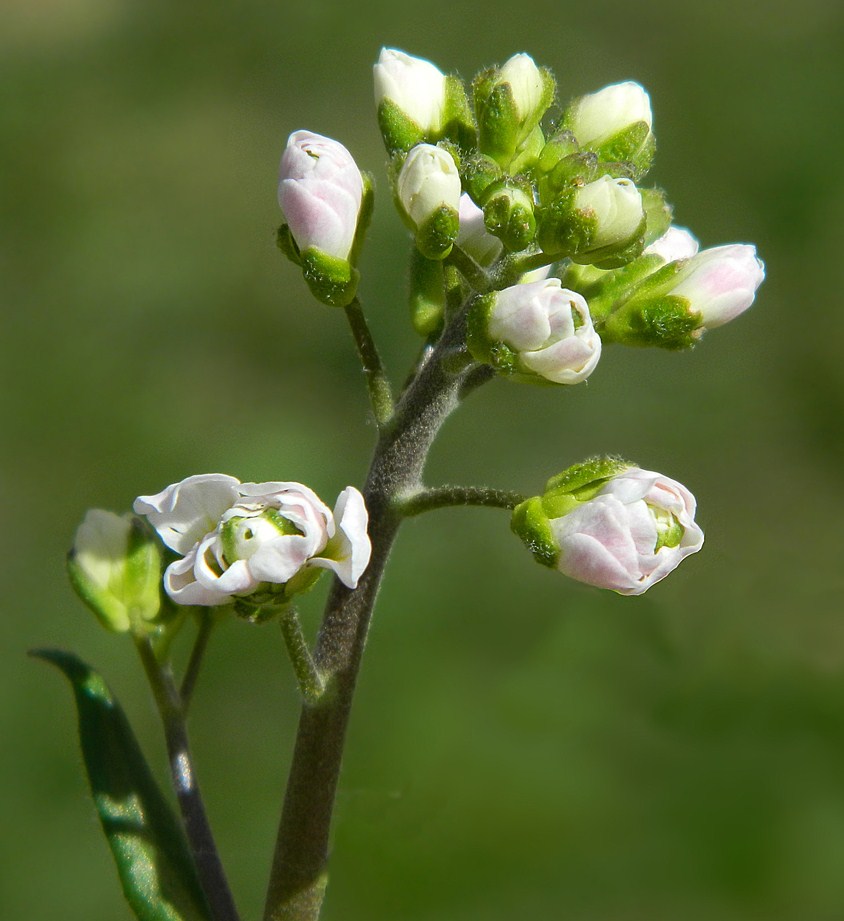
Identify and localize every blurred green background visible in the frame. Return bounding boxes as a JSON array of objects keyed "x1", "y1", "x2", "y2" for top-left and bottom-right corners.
[{"x1": 3, "y1": 0, "x2": 844, "y2": 918}]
